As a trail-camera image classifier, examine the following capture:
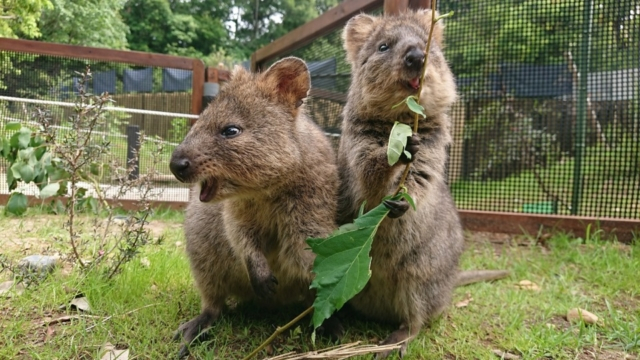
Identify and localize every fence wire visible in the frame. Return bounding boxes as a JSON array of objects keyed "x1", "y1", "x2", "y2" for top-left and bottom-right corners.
[
  {"x1": 288, "y1": 0, "x2": 639, "y2": 219},
  {"x1": 0, "y1": 51, "x2": 194, "y2": 202}
]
